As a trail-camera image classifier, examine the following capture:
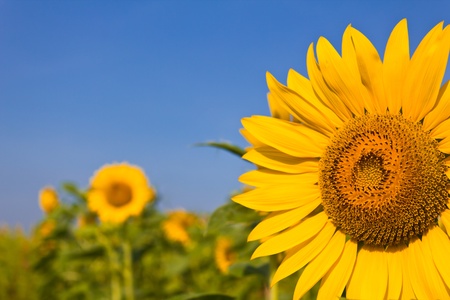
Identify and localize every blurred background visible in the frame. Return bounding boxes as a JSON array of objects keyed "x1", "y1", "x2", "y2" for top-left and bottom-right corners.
[{"x1": 1, "y1": 0, "x2": 449, "y2": 230}]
